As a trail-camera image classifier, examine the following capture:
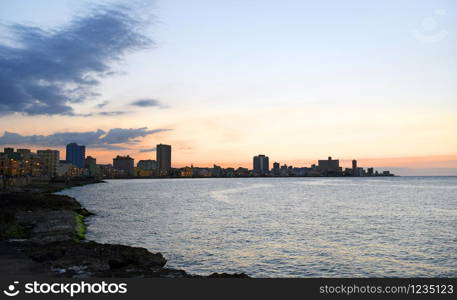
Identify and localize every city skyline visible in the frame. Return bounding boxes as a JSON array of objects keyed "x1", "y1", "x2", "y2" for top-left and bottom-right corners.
[
  {"x1": 1, "y1": 144, "x2": 456, "y2": 176},
  {"x1": 0, "y1": 0, "x2": 456, "y2": 176},
  {"x1": 0, "y1": 144, "x2": 395, "y2": 178}
]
